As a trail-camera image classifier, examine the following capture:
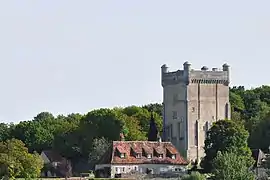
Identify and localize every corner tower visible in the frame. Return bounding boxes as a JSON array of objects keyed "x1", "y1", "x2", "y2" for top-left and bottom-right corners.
[{"x1": 161, "y1": 62, "x2": 230, "y2": 162}]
